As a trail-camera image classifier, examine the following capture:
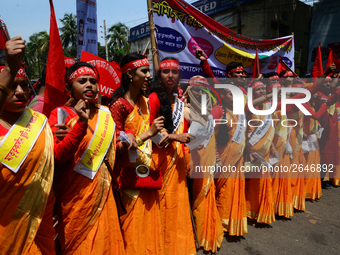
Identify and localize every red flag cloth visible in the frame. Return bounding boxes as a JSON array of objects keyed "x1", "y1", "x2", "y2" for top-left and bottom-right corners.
[
  {"x1": 276, "y1": 57, "x2": 297, "y2": 77},
  {"x1": 64, "y1": 56, "x2": 76, "y2": 68},
  {"x1": 312, "y1": 43, "x2": 324, "y2": 79},
  {"x1": 326, "y1": 48, "x2": 340, "y2": 72},
  {"x1": 252, "y1": 49, "x2": 261, "y2": 78},
  {"x1": 0, "y1": 22, "x2": 8, "y2": 50},
  {"x1": 80, "y1": 51, "x2": 121, "y2": 98},
  {"x1": 43, "y1": 0, "x2": 69, "y2": 118}
]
